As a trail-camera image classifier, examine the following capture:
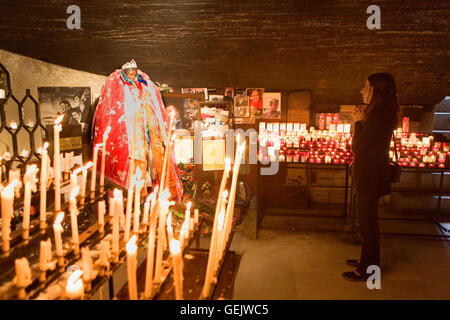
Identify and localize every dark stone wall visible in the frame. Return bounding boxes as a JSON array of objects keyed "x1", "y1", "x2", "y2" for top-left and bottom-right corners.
[{"x1": 0, "y1": 0, "x2": 449, "y2": 104}]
